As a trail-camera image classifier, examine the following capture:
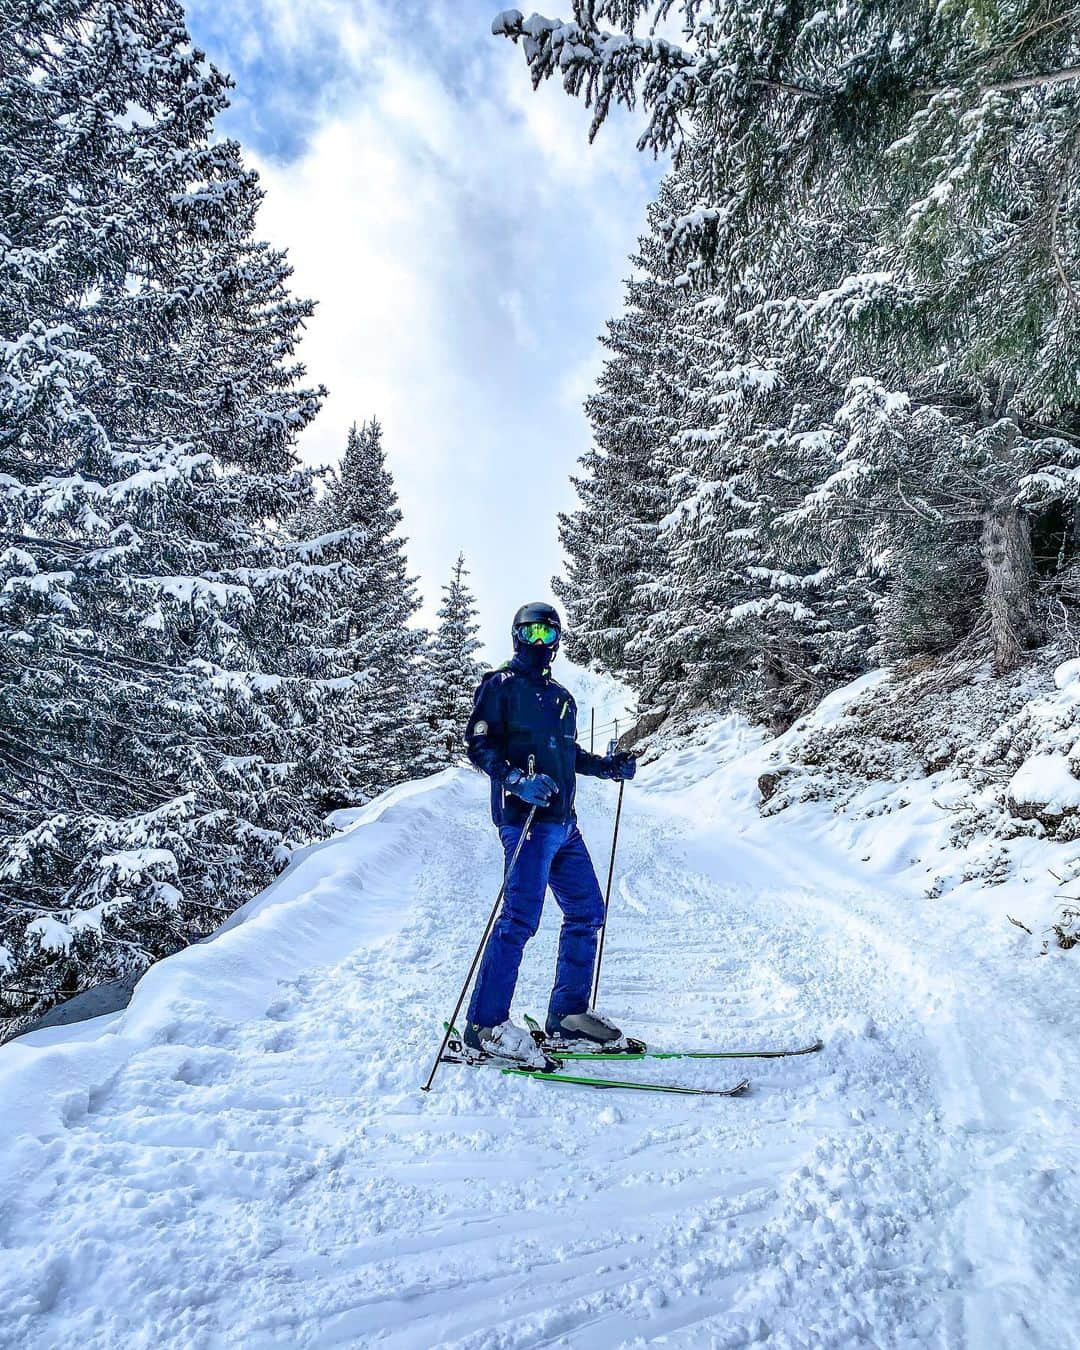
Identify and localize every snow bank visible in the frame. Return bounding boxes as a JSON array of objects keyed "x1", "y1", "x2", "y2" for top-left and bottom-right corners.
[
  {"x1": 0, "y1": 769, "x2": 482, "y2": 1139},
  {"x1": 1007, "y1": 753, "x2": 1080, "y2": 814},
  {"x1": 642, "y1": 653, "x2": 1080, "y2": 952}
]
